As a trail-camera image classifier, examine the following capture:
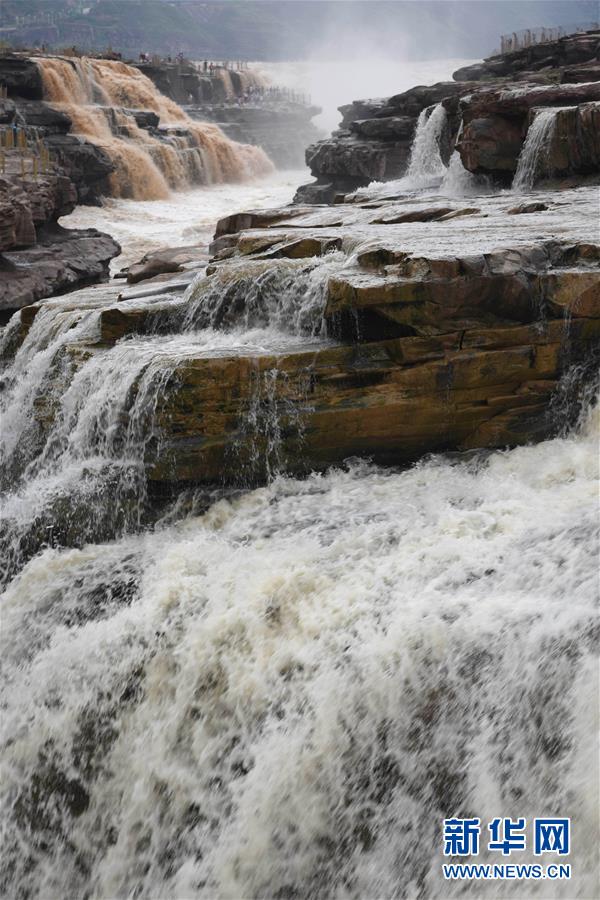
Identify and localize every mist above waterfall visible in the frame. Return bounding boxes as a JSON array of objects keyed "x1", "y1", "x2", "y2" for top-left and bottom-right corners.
[{"x1": 255, "y1": 57, "x2": 473, "y2": 132}]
